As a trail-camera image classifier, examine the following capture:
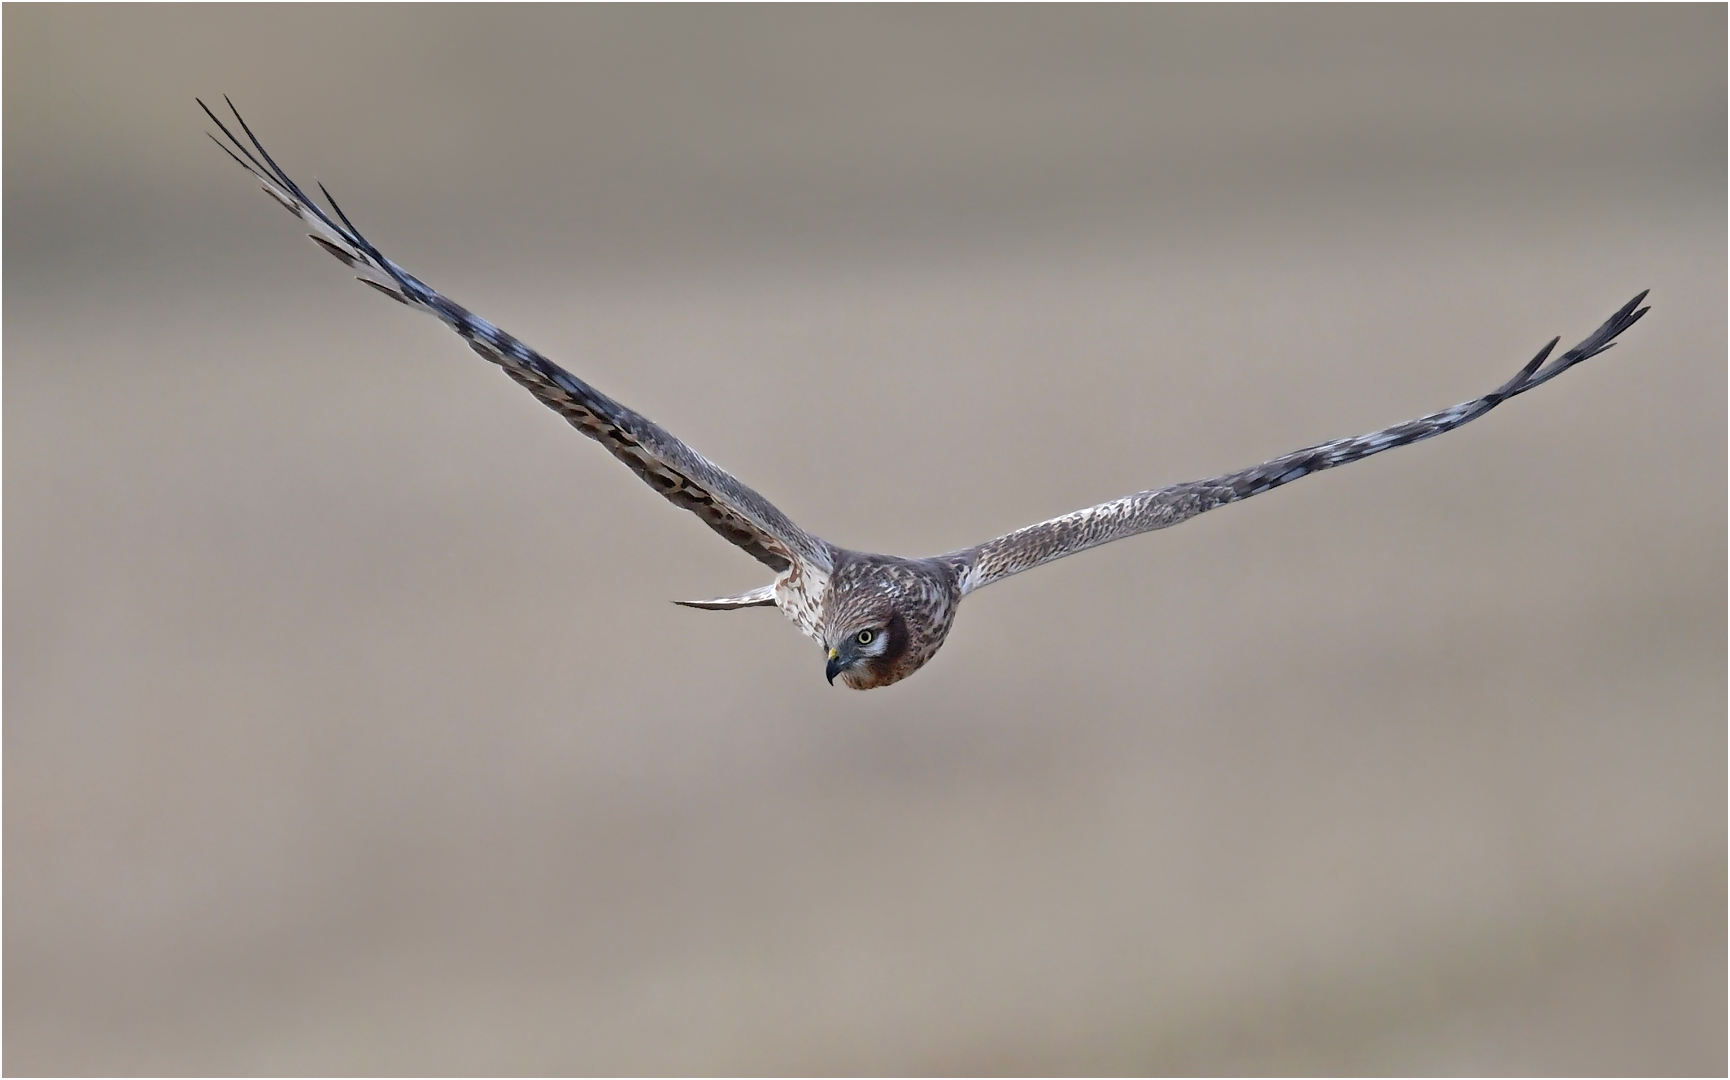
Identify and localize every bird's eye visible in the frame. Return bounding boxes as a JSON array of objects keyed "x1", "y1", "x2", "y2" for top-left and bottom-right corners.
[{"x1": 856, "y1": 629, "x2": 876, "y2": 646}]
